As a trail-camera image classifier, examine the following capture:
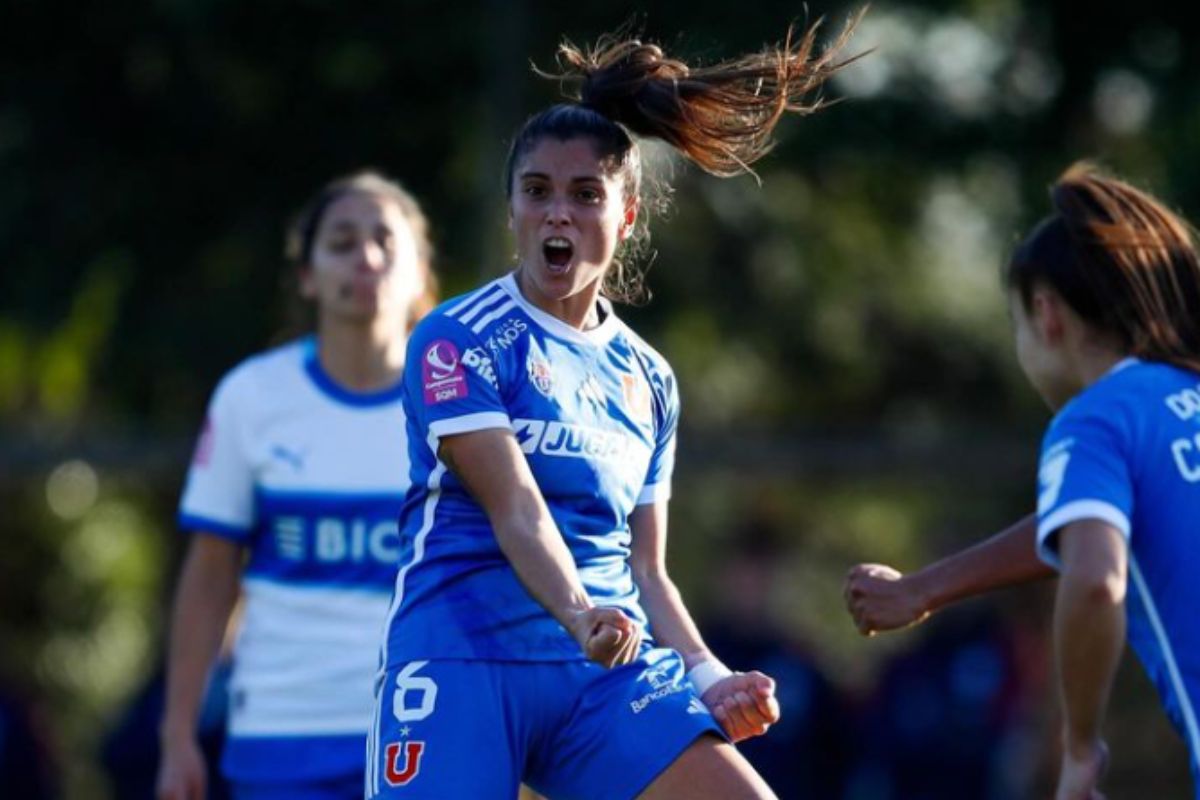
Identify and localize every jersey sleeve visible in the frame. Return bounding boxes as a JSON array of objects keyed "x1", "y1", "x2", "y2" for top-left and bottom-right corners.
[
  {"x1": 637, "y1": 363, "x2": 680, "y2": 506},
  {"x1": 1035, "y1": 404, "x2": 1133, "y2": 569},
  {"x1": 177, "y1": 370, "x2": 257, "y2": 542},
  {"x1": 405, "y1": 313, "x2": 511, "y2": 448}
]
